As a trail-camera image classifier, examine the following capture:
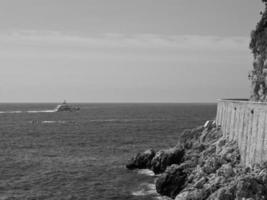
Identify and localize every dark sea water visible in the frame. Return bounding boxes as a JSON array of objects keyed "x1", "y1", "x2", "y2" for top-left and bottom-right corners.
[{"x1": 0, "y1": 103, "x2": 216, "y2": 200}]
